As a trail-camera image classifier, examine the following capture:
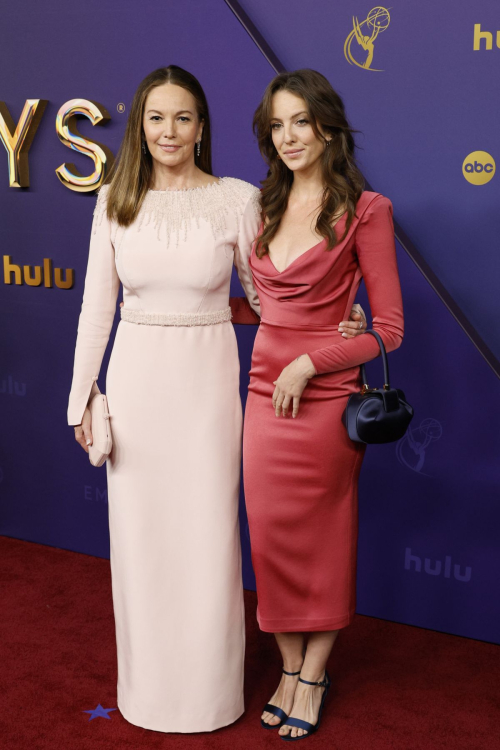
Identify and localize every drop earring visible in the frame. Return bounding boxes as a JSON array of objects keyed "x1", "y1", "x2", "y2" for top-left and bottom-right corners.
[
  {"x1": 142, "y1": 140, "x2": 146, "y2": 155},
  {"x1": 196, "y1": 140, "x2": 201, "y2": 157}
]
